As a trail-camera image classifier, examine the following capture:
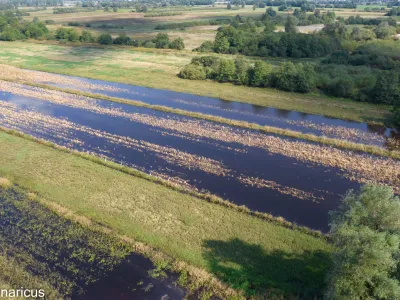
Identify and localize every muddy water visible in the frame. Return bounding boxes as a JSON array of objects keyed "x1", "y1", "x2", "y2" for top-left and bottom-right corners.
[
  {"x1": 0, "y1": 187, "x2": 185, "y2": 300},
  {"x1": 33, "y1": 71, "x2": 399, "y2": 148},
  {"x1": 81, "y1": 254, "x2": 184, "y2": 300},
  {"x1": 0, "y1": 91, "x2": 370, "y2": 232}
]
